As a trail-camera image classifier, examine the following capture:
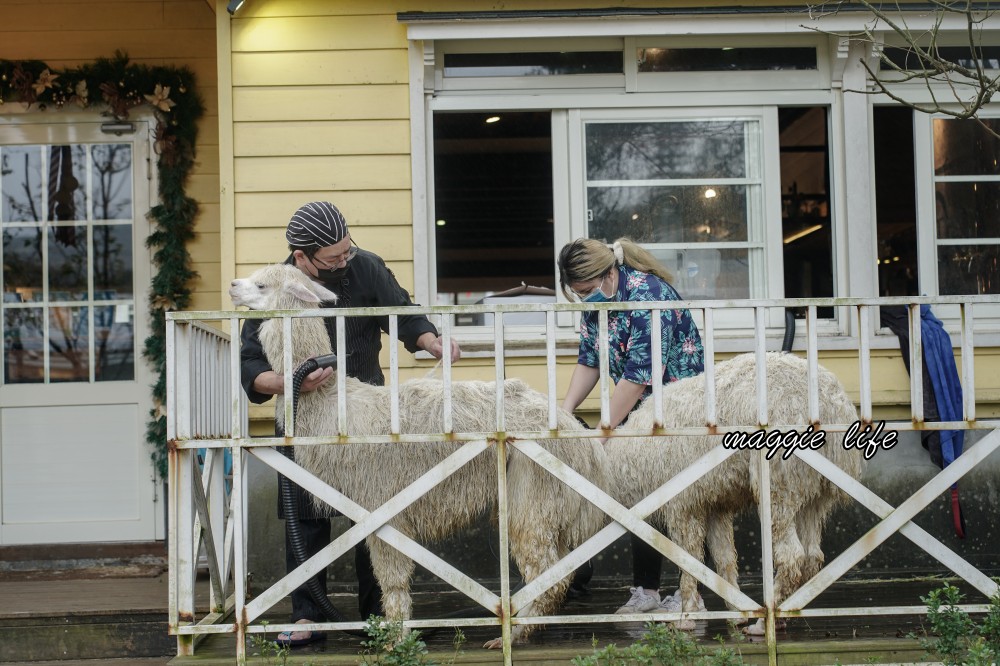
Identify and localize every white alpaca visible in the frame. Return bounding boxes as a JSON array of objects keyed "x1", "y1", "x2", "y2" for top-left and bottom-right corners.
[
  {"x1": 230, "y1": 264, "x2": 608, "y2": 646},
  {"x1": 606, "y1": 352, "x2": 863, "y2": 633}
]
